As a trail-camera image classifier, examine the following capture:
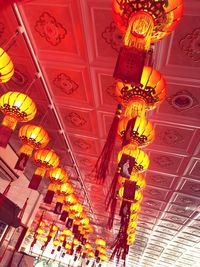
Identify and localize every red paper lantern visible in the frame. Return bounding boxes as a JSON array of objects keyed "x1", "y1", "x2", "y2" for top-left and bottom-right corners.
[
  {"x1": 116, "y1": 65, "x2": 166, "y2": 113},
  {"x1": 0, "y1": 48, "x2": 14, "y2": 83},
  {"x1": 0, "y1": 91, "x2": 37, "y2": 147},
  {"x1": 112, "y1": 0, "x2": 184, "y2": 43},
  {"x1": 28, "y1": 149, "x2": 60, "y2": 190},
  {"x1": 15, "y1": 124, "x2": 49, "y2": 171}
]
